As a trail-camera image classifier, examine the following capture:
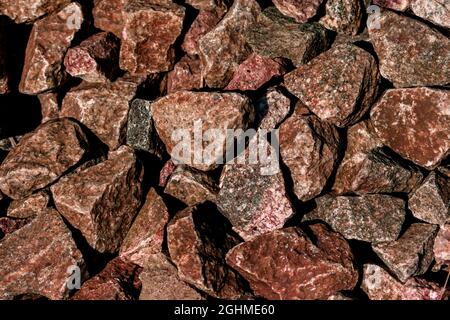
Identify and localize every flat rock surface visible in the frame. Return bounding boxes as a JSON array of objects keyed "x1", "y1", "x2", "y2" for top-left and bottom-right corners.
[
  {"x1": 93, "y1": 0, "x2": 125, "y2": 38},
  {"x1": 0, "y1": 0, "x2": 70, "y2": 24},
  {"x1": 272, "y1": 0, "x2": 324, "y2": 23},
  {"x1": 411, "y1": 0, "x2": 450, "y2": 29},
  {"x1": 167, "y1": 55, "x2": 203, "y2": 93},
  {"x1": 7, "y1": 192, "x2": 49, "y2": 219}
]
